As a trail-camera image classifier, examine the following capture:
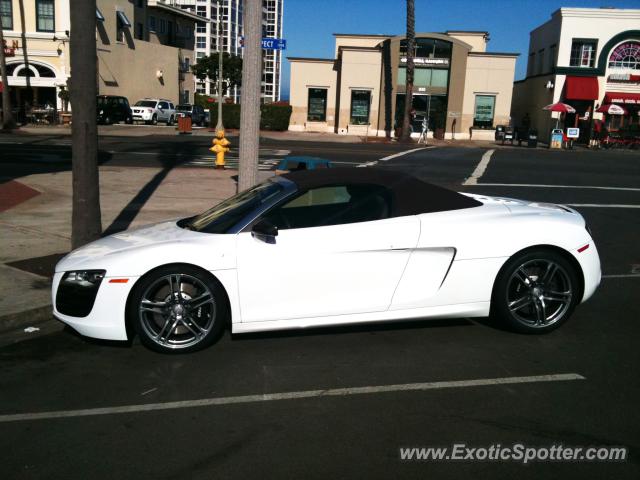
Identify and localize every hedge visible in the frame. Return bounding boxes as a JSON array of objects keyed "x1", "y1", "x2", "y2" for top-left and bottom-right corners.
[{"x1": 194, "y1": 94, "x2": 291, "y2": 131}]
